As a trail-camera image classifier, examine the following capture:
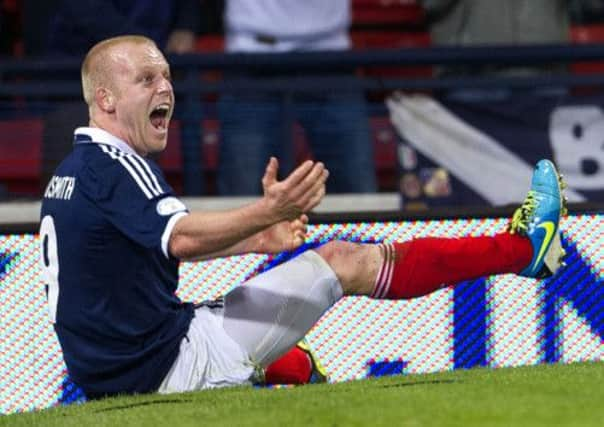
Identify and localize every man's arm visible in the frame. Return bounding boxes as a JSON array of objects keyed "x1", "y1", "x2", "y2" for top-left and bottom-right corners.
[
  {"x1": 169, "y1": 158, "x2": 328, "y2": 261},
  {"x1": 175, "y1": 214, "x2": 309, "y2": 261}
]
